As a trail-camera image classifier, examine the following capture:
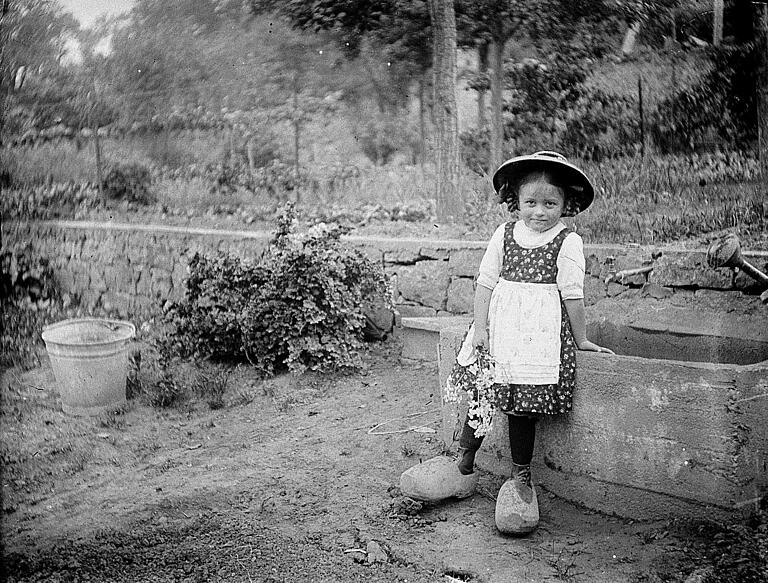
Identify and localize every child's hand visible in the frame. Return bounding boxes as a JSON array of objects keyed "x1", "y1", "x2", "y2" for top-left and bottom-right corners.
[
  {"x1": 473, "y1": 327, "x2": 489, "y2": 351},
  {"x1": 577, "y1": 340, "x2": 614, "y2": 354}
]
